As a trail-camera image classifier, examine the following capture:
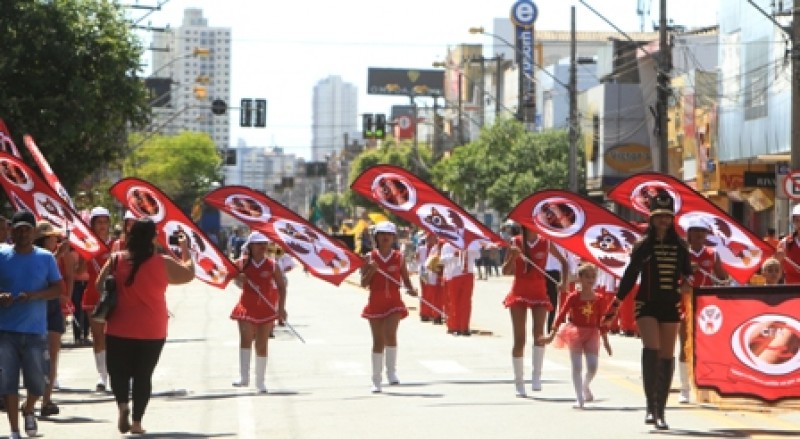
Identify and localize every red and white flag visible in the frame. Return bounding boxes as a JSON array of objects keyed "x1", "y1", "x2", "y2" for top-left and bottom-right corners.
[
  {"x1": 0, "y1": 152, "x2": 105, "y2": 260},
  {"x1": 0, "y1": 119, "x2": 22, "y2": 157},
  {"x1": 694, "y1": 285, "x2": 800, "y2": 402},
  {"x1": 110, "y1": 177, "x2": 236, "y2": 289},
  {"x1": 23, "y1": 134, "x2": 75, "y2": 209},
  {"x1": 507, "y1": 190, "x2": 641, "y2": 278},
  {"x1": 204, "y1": 185, "x2": 363, "y2": 286},
  {"x1": 351, "y1": 164, "x2": 505, "y2": 249},
  {"x1": 607, "y1": 173, "x2": 773, "y2": 284}
]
